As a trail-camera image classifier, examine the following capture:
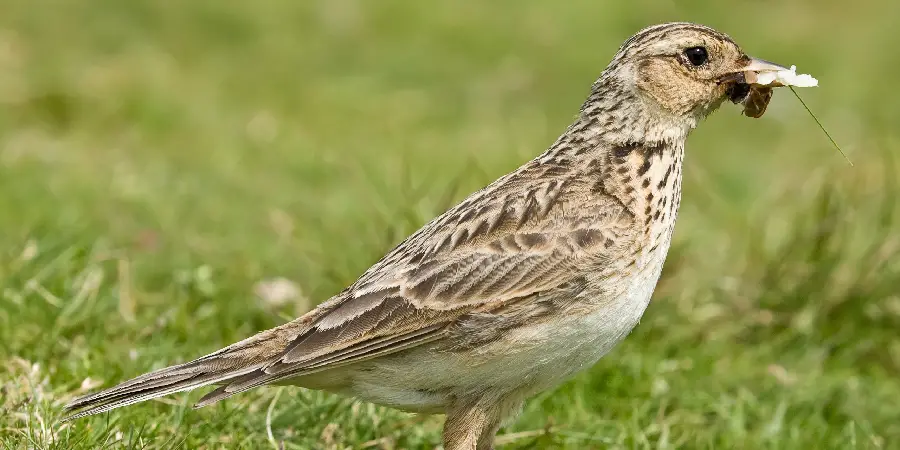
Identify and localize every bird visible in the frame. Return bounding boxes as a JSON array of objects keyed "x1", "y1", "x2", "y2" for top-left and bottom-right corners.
[{"x1": 64, "y1": 22, "x2": 792, "y2": 449}]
